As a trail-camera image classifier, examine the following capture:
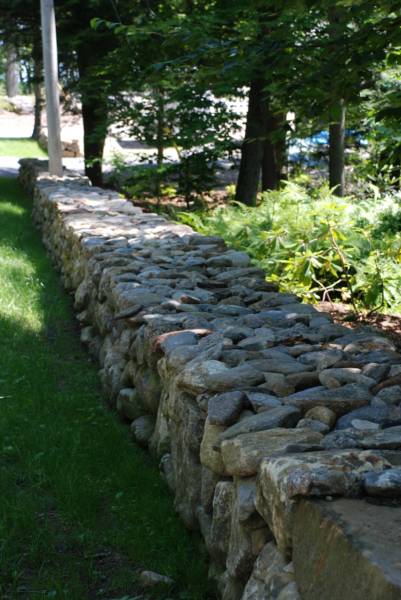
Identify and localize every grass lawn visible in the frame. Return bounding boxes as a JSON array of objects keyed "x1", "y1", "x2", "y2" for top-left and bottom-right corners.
[
  {"x1": 0, "y1": 176, "x2": 212, "y2": 600},
  {"x1": 0, "y1": 137, "x2": 47, "y2": 158}
]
